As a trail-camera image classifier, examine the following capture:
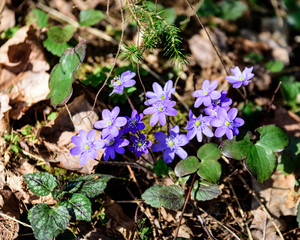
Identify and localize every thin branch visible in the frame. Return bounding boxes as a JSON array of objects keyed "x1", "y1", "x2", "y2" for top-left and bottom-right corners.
[{"x1": 0, "y1": 212, "x2": 32, "y2": 228}]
